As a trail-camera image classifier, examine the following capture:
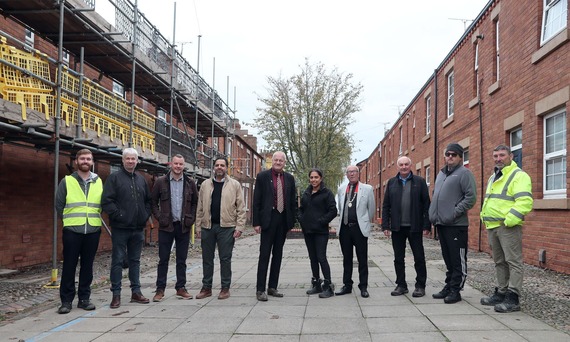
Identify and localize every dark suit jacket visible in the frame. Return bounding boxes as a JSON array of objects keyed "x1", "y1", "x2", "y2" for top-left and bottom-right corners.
[{"x1": 252, "y1": 169, "x2": 296, "y2": 230}]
